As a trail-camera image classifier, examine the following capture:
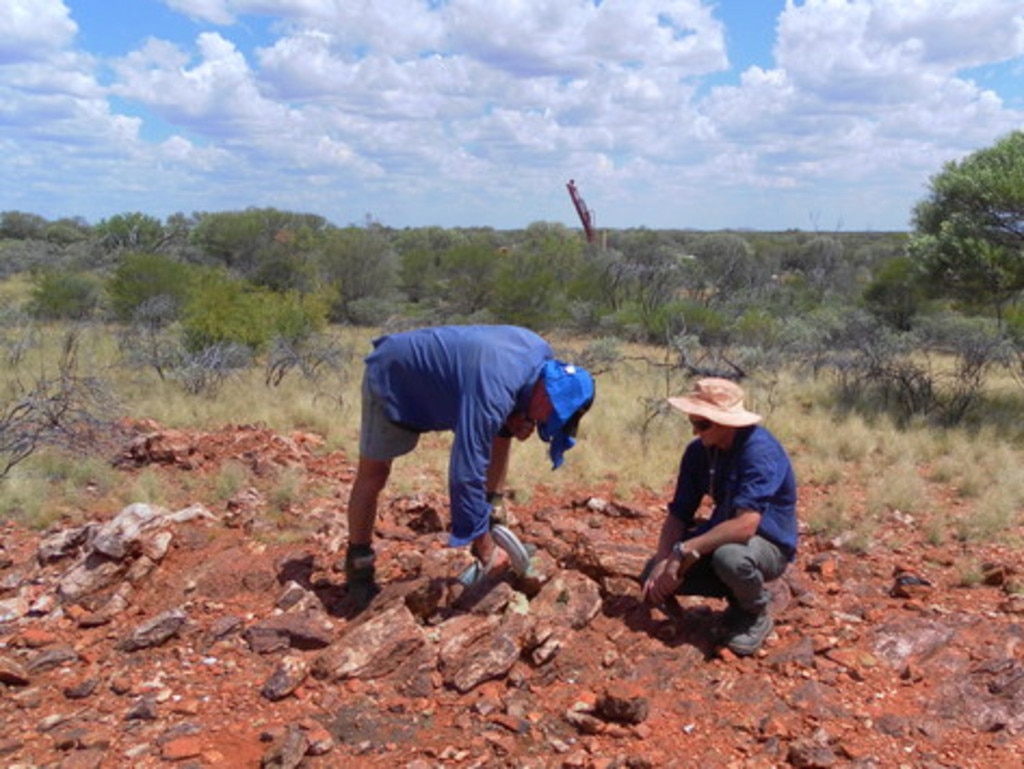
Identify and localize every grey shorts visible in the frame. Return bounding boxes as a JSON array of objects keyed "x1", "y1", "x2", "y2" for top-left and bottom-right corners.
[{"x1": 358, "y1": 371, "x2": 420, "y2": 461}]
